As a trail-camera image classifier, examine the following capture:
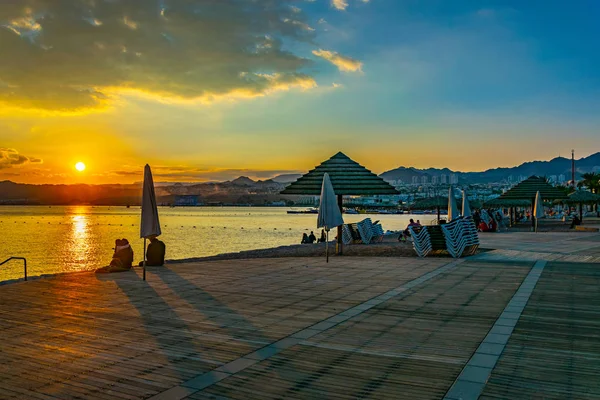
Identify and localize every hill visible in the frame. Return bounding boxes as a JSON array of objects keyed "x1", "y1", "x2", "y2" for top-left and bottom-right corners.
[{"x1": 380, "y1": 152, "x2": 600, "y2": 184}]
